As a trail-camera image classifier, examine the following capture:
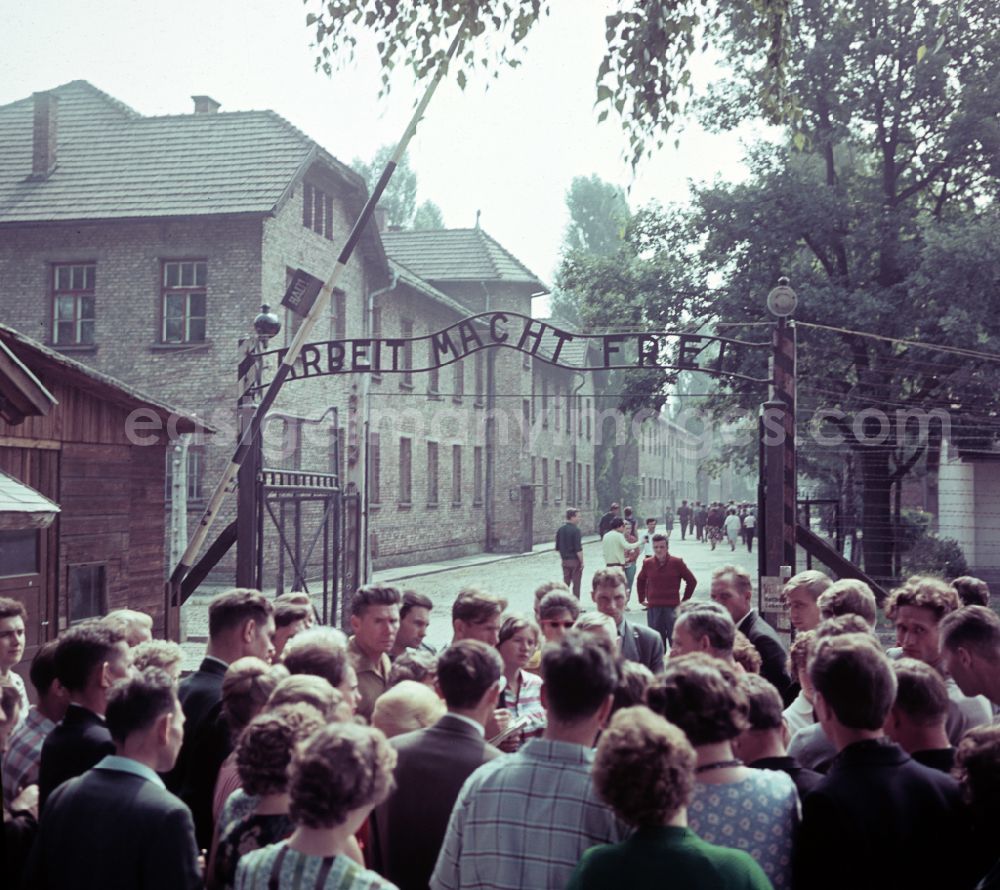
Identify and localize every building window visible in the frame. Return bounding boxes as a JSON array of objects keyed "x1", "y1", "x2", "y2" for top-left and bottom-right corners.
[
  {"x1": 473, "y1": 446, "x2": 484, "y2": 505},
  {"x1": 586, "y1": 464, "x2": 591, "y2": 503},
  {"x1": 69, "y1": 564, "x2": 106, "y2": 624},
  {"x1": 542, "y1": 458, "x2": 549, "y2": 505},
  {"x1": 531, "y1": 374, "x2": 537, "y2": 422},
  {"x1": 161, "y1": 260, "x2": 207, "y2": 343},
  {"x1": 329, "y1": 288, "x2": 346, "y2": 340},
  {"x1": 541, "y1": 378, "x2": 549, "y2": 428},
  {"x1": 401, "y1": 318, "x2": 414, "y2": 388},
  {"x1": 474, "y1": 352, "x2": 485, "y2": 405},
  {"x1": 369, "y1": 433, "x2": 381, "y2": 505},
  {"x1": 522, "y1": 400, "x2": 530, "y2": 451},
  {"x1": 303, "y1": 184, "x2": 334, "y2": 240},
  {"x1": 566, "y1": 389, "x2": 572, "y2": 432},
  {"x1": 0, "y1": 529, "x2": 39, "y2": 577},
  {"x1": 554, "y1": 387, "x2": 560, "y2": 431},
  {"x1": 586, "y1": 399, "x2": 592, "y2": 439},
  {"x1": 52, "y1": 263, "x2": 95, "y2": 346},
  {"x1": 567, "y1": 462, "x2": 574, "y2": 506},
  {"x1": 452, "y1": 445, "x2": 462, "y2": 506},
  {"x1": 427, "y1": 441, "x2": 439, "y2": 506},
  {"x1": 452, "y1": 362, "x2": 464, "y2": 402},
  {"x1": 577, "y1": 461, "x2": 583, "y2": 504},
  {"x1": 399, "y1": 437, "x2": 412, "y2": 505},
  {"x1": 531, "y1": 457, "x2": 537, "y2": 484},
  {"x1": 165, "y1": 446, "x2": 205, "y2": 503},
  {"x1": 428, "y1": 364, "x2": 440, "y2": 398},
  {"x1": 555, "y1": 459, "x2": 561, "y2": 503}
]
